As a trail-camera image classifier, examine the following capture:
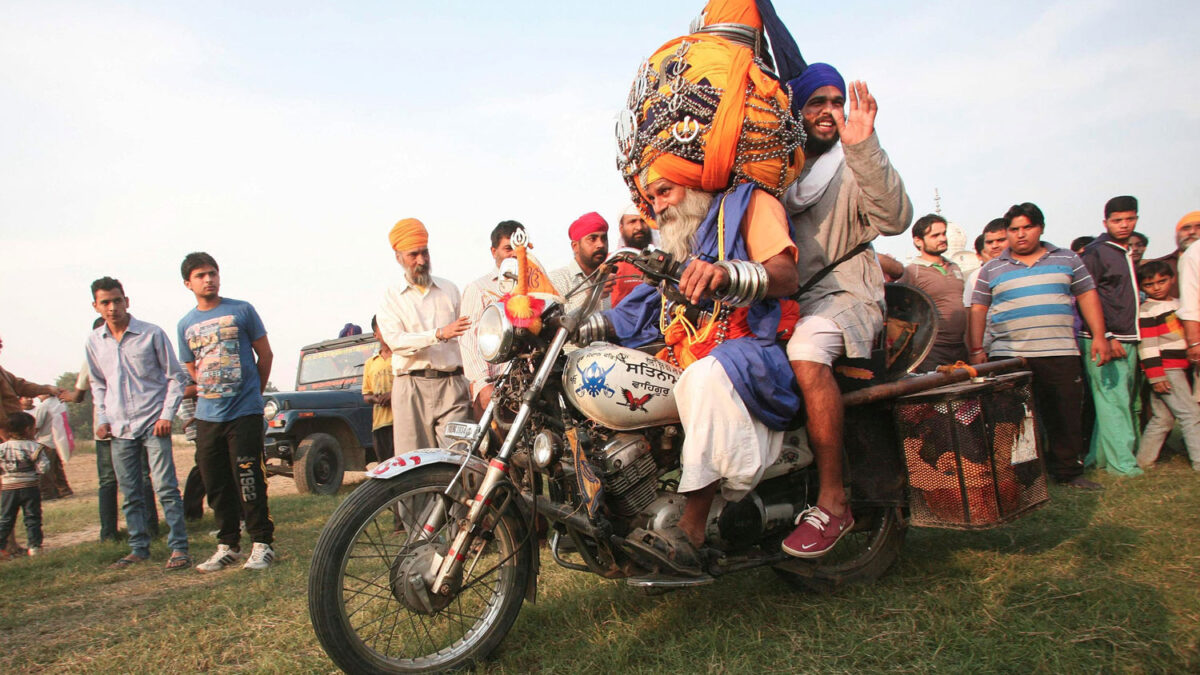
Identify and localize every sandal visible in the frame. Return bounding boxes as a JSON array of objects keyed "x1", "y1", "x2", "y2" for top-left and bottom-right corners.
[
  {"x1": 625, "y1": 526, "x2": 705, "y2": 577},
  {"x1": 165, "y1": 552, "x2": 192, "y2": 571},
  {"x1": 109, "y1": 553, "x2": 149, "y2": 569}
]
